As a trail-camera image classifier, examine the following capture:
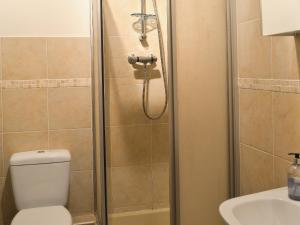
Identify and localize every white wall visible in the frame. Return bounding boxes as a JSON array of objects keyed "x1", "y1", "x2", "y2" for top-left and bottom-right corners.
[{"x1": 0, "y1": 0, "x2": 90, "y2": 37}]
